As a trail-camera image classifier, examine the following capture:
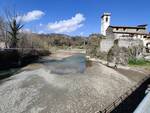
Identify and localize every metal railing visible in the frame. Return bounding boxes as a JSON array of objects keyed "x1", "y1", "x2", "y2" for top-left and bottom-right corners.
[
  {"x1": 96, "y1": 76, "x2": 150, "y2": 113},
  {"x1": 133, "y1": 91, "x2": 150, "y2": 113}
]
